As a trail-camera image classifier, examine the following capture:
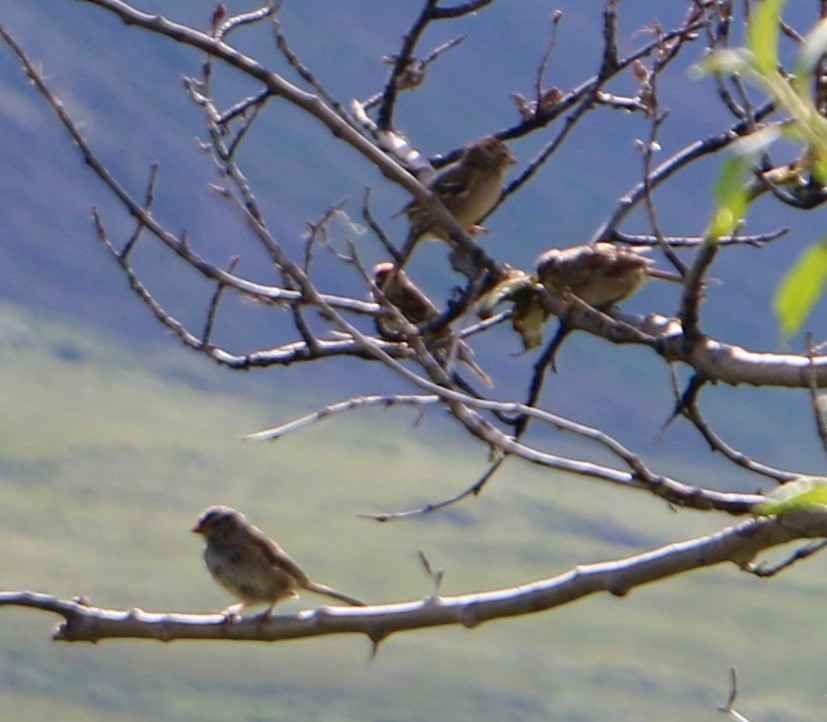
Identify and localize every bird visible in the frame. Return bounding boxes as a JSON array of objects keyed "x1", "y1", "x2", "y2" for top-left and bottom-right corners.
[
  {"x1": 476, "y1": 243, "x2": 676, "y2": 369},
  {"x1": 373, "y1": 261, "x2": 442, "y2": 328},
  {"x1": 535, "y1": 242, "x2": 655, "y2": 309},
  {"x1": 396, "y1": 136, "x2": 515, "y2": 264},
  {"x1": 536, "y1": 242, "x2": 678, "y2": 372},
  {"x1": 192, "y1": 505, "x2": 365, "y2": 618},
  {"x1": 373, "y1": 261, "x2": 492, "y2": 387}
]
